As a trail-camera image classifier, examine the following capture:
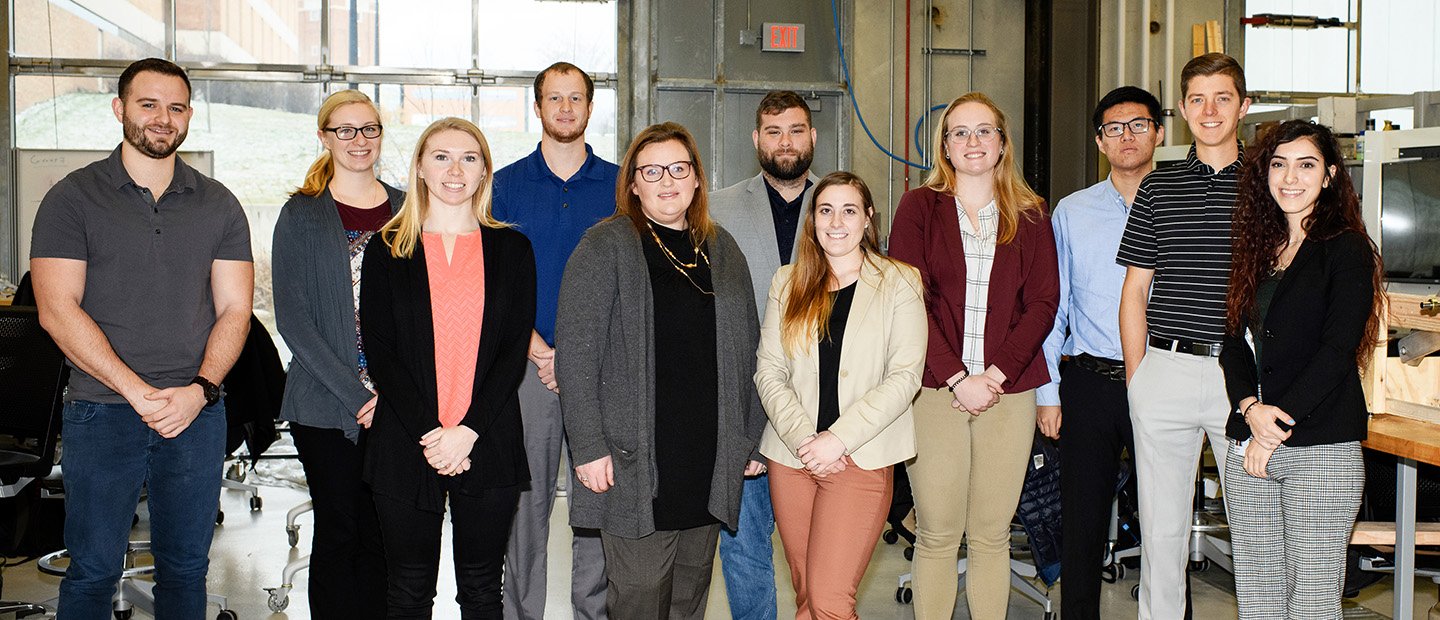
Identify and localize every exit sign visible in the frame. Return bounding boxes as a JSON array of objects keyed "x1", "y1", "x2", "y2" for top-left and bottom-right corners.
[{"x1": 762, "y1": 22, "x2": 805, "y2": 53}]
